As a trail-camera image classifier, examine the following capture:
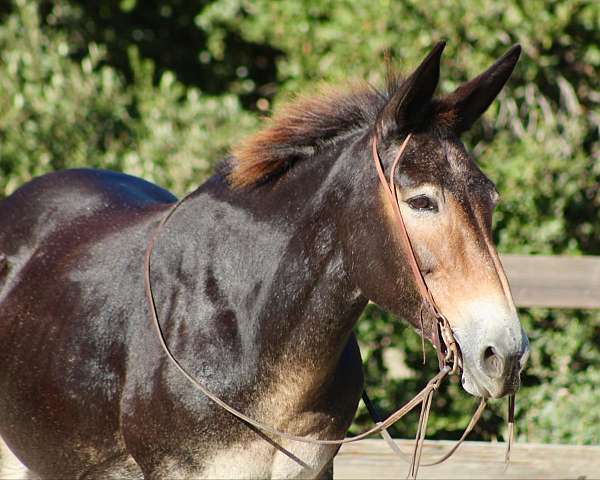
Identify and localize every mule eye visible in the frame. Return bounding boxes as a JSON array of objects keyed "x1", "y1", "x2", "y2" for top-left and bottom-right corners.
[{"x1": 407, "y1": 195, "x2": 438, "y2": 212}]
